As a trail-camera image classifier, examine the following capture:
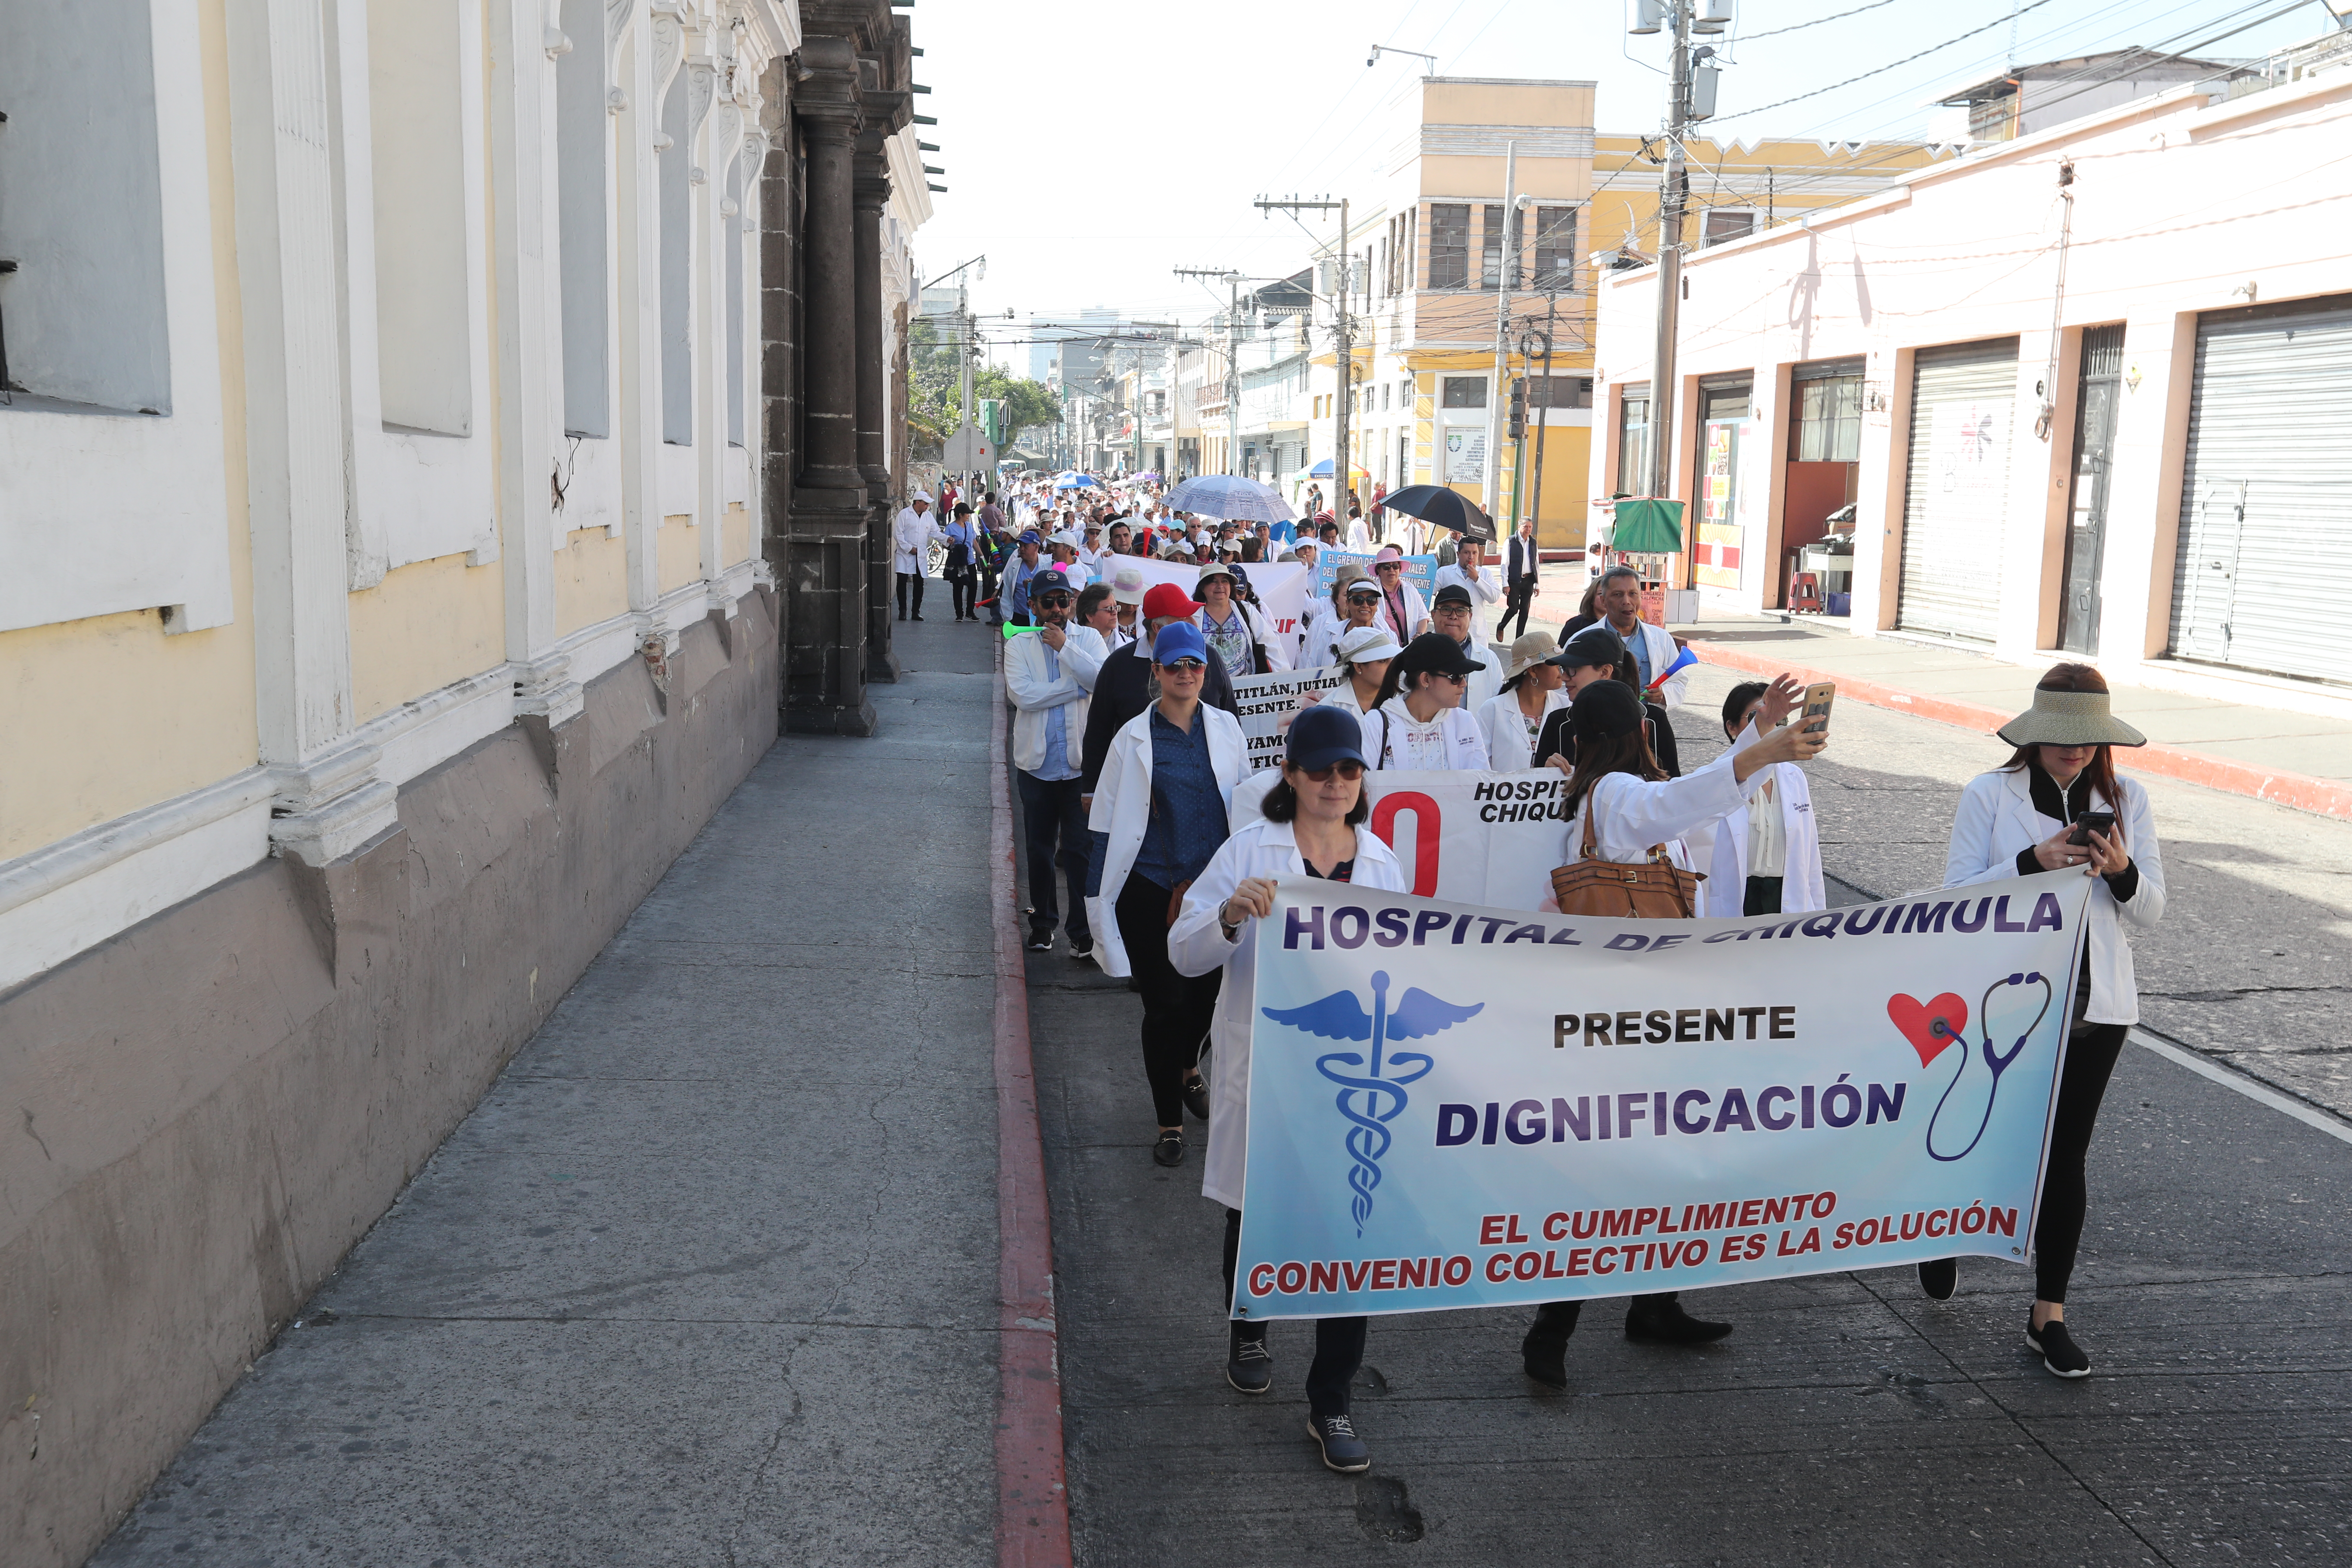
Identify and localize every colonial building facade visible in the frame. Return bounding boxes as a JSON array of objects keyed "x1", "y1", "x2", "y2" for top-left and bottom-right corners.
[{"x1": 0, "y1": 3, "x2": 928, "y2": 1562}]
